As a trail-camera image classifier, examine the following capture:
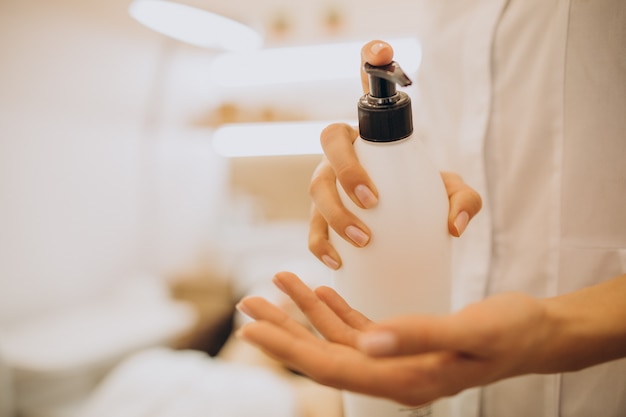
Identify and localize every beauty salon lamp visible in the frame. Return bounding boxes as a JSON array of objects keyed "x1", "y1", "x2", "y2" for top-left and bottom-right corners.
[{"x1": 128, "y1": 0, "x2": 420, "y2": 157}]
